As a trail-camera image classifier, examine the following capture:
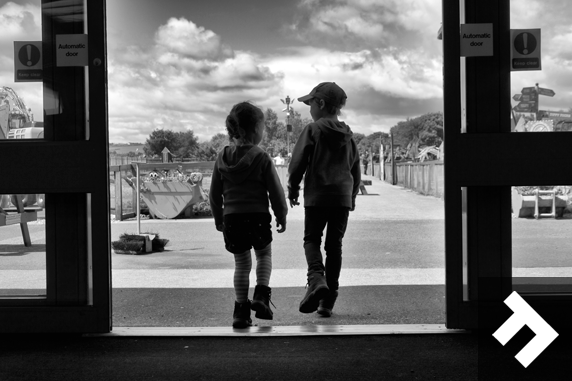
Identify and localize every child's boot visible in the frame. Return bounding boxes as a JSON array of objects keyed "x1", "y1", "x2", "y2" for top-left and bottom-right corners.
[
  {"x1": 317, "y1": 290, "x2": 339, "y2": 317},
  {"x1": 251, "y1": 285, "x2": 274, "y2": 320},
  {"x1": 232, "y1": 300, "x2": 252, "y2": 328},
  {"x1": 299, "y1": 272, "x2": 330, "y2": 313}
]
